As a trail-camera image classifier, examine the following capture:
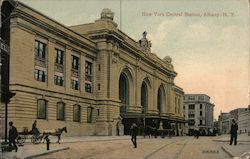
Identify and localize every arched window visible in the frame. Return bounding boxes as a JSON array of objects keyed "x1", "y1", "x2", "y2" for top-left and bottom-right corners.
[
  {"x1": 87, "y1": 107, "x2": 93, "y2": 123},
  {"x1": 141, "y1": 81, "x2": 148, "y2": 114},
  {"x1": 57, "y1": 102, "x2": 65, "y2": 121},
  {"x1": 73, "y1": 105, "x2": 81, "y2": 122},
  {"x1": 119, "y1": 73, "x2": 129, "y2": 113},
  {"x1": 37, "y1": 99, "x2": 47, "y2": 119}
]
